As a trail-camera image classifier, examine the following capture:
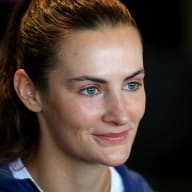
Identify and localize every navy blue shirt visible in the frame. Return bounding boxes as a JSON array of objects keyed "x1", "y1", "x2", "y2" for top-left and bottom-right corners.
[{"x1": 0, "y1": 163, "x2": 154, "y2": 192}]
